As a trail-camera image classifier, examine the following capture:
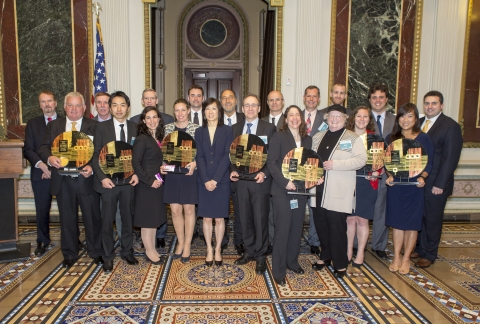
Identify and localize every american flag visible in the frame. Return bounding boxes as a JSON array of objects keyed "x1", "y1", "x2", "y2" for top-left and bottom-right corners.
[{"x1": 91, "y1": 17, "x2": 107, "y2": 116}]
